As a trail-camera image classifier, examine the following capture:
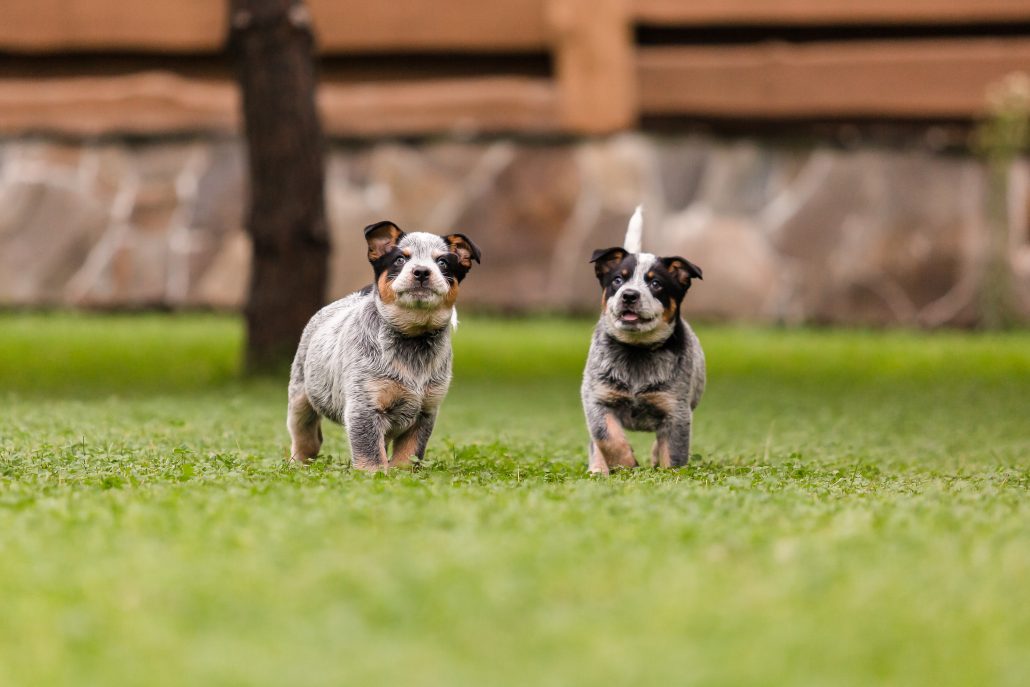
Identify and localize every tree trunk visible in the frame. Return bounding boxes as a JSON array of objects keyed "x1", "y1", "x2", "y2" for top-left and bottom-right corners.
[{"x1": 229, "y1": 0, "x2": 329, "y2": 373}]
